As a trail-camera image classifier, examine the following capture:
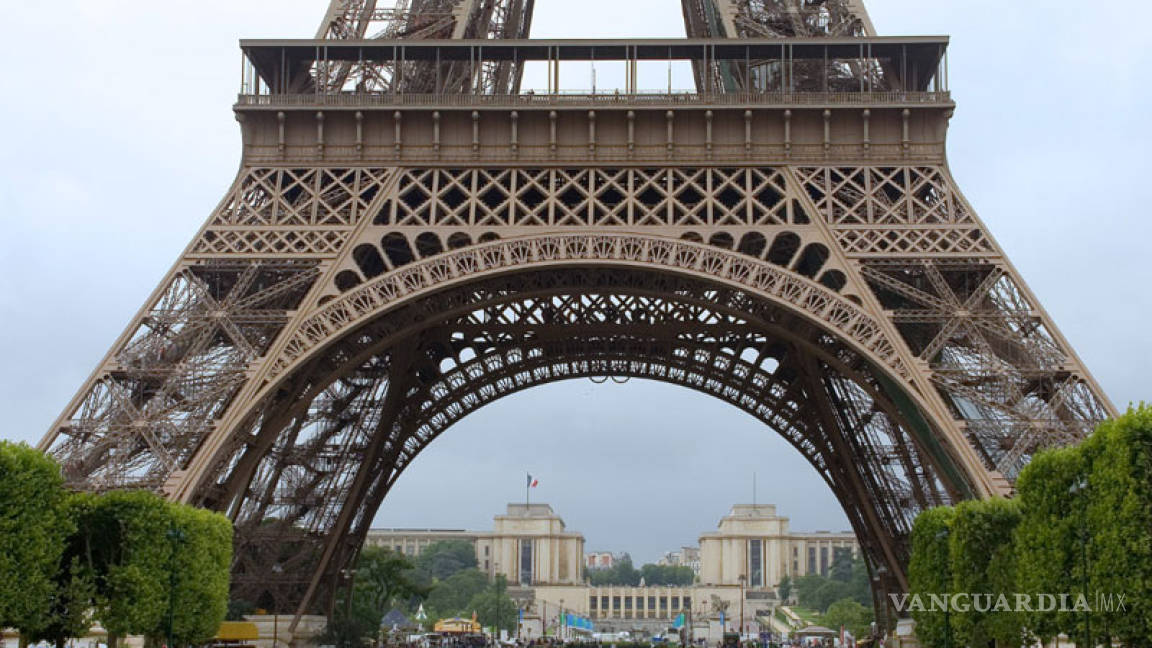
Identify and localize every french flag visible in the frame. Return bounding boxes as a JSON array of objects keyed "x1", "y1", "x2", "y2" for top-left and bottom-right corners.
[{"x1": 526, "y1": 474, "x2": 538, "y2": 488}]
